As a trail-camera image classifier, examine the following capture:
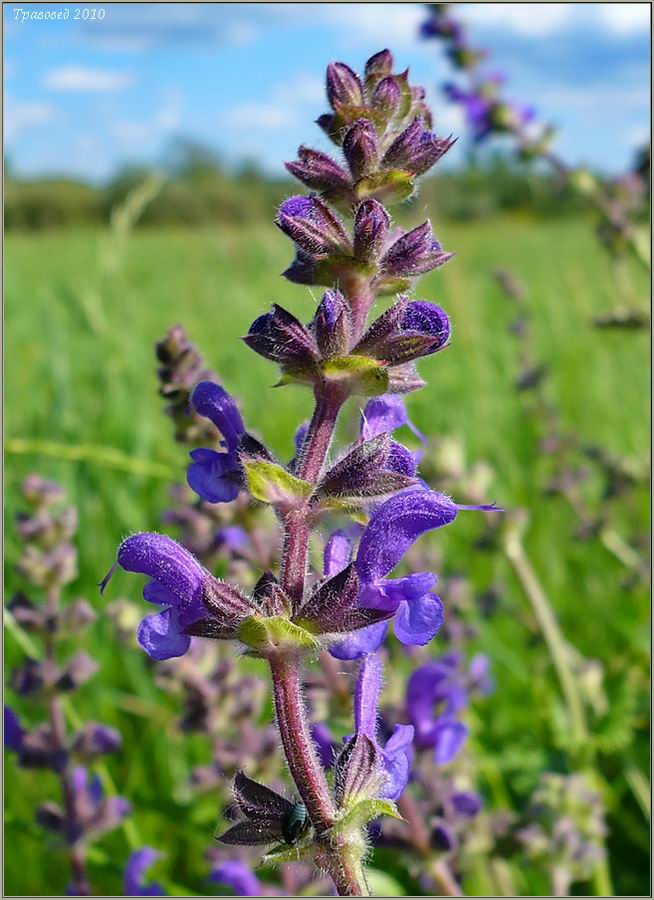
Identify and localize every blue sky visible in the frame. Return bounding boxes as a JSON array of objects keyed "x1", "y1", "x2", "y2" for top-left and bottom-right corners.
[{"x1": 4, "y1": 3, "x2": 651, "y2": 182}]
